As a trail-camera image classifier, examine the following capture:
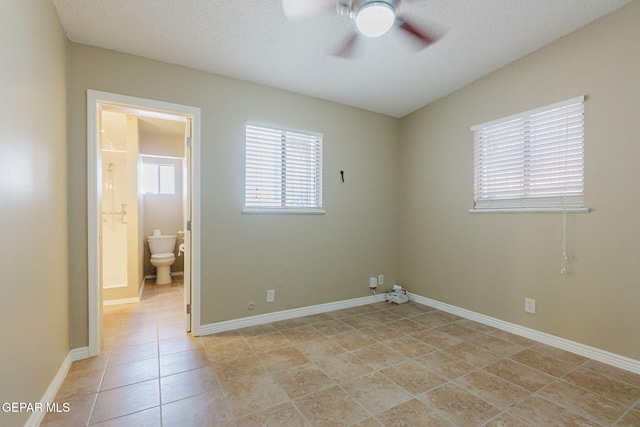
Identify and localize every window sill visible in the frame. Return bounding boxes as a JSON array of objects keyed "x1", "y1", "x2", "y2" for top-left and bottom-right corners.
[
  {"x1": 469, "y1": 207, "x2": 591, "y2": 214},
  {"x1": 242, "y1": 208, "x2": 326, "y2": 215}
]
